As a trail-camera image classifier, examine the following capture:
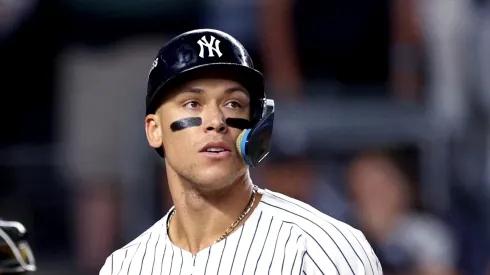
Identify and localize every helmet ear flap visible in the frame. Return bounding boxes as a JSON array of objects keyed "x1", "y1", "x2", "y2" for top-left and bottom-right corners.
[
  {"x1": 237, "y1": 99, "x2": 275, "y2": 167},
  {"x1": 251, "y1": 98, "x2": 265, "y2": 125}
]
